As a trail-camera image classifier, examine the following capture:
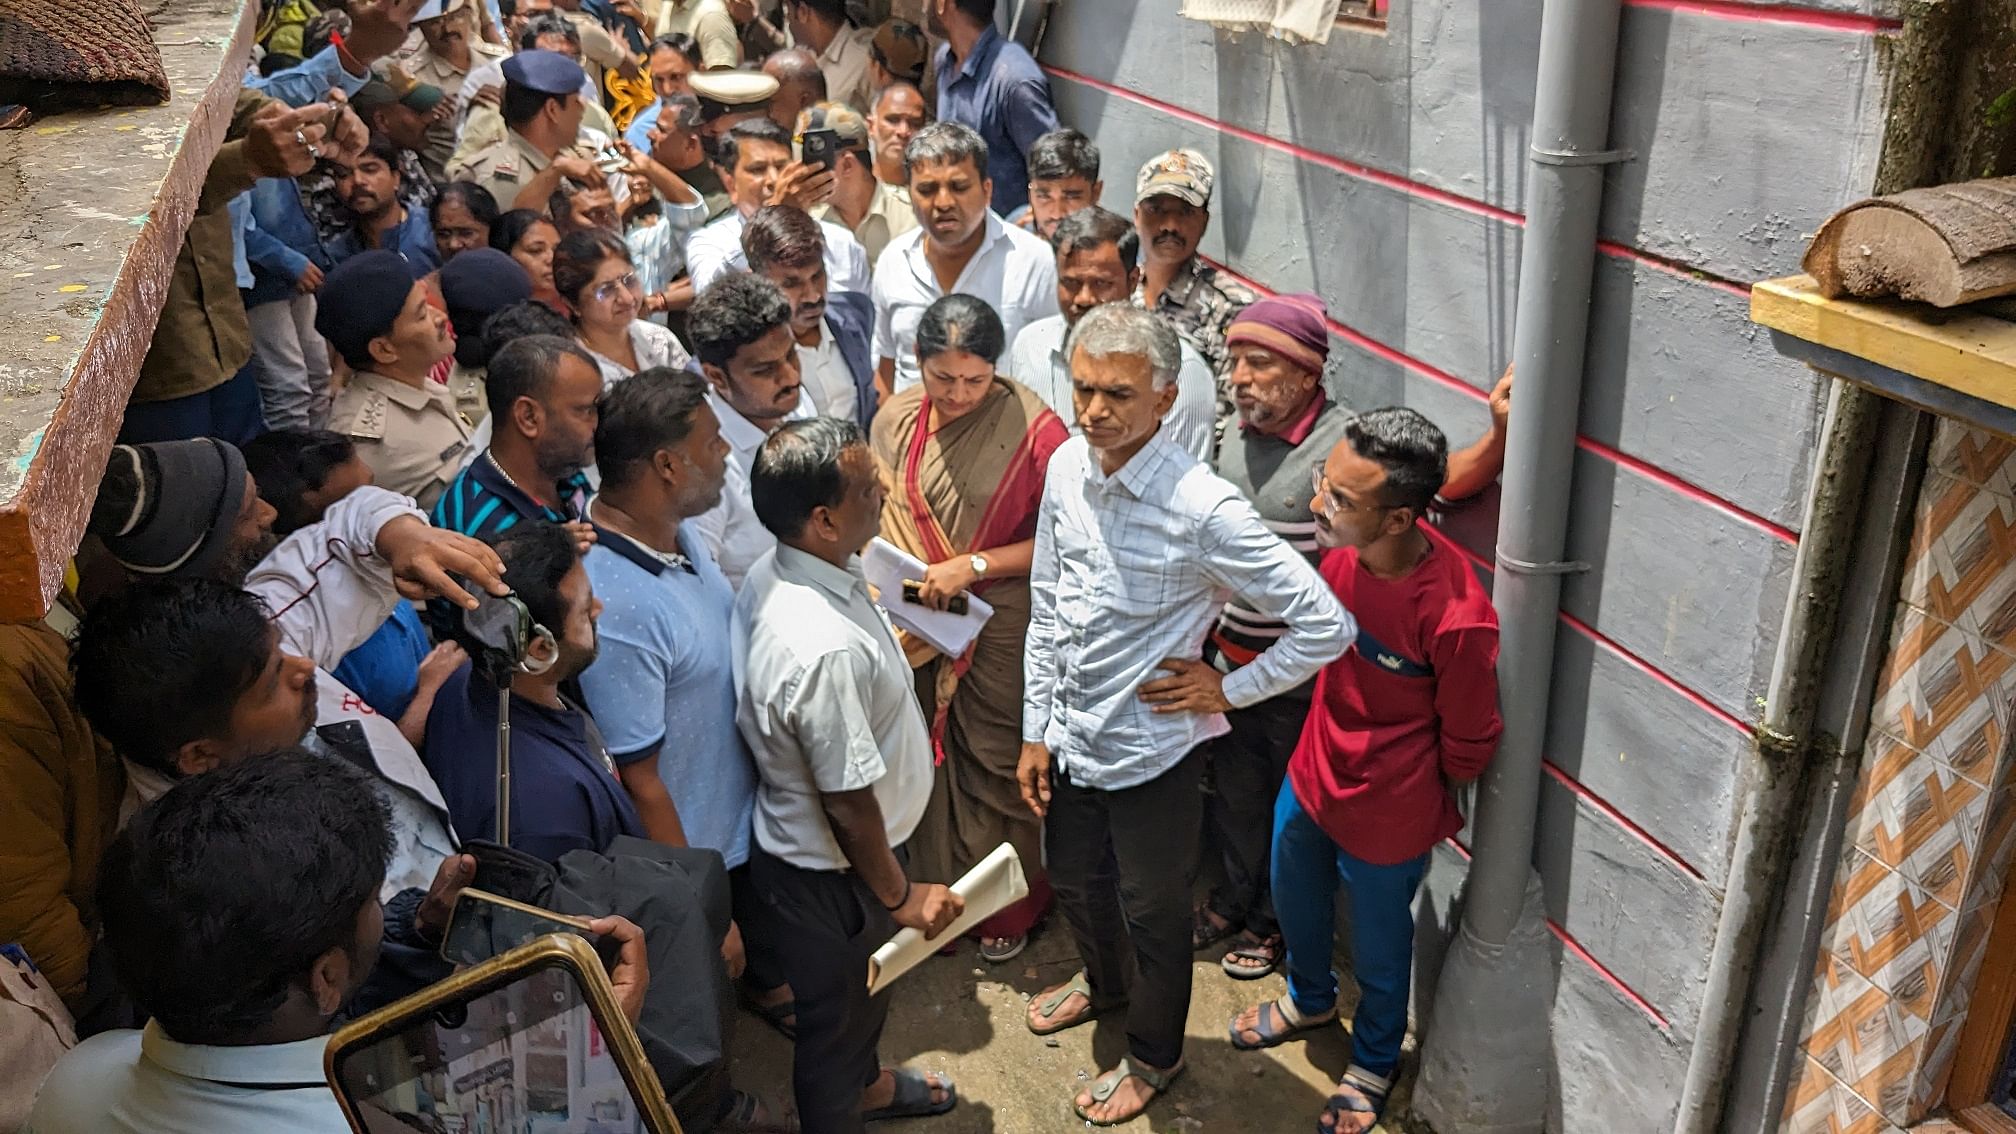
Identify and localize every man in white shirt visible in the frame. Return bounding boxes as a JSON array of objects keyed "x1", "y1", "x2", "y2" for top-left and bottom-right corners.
[
  {"x1": 871, "y1": 121, "x2": 1057, "y2": 397},
  {"x1": 684, "y1": 117, "x2": 871, "y2": 294},
  {"x1": 1007, "y1": 206, "x2": 1216, "y2": 460},
  {"x1": 732, "y1": 416, "x2": 962, "y2": 1132},
  {"x1": 28, "y1": 752, "x2": 648, "y2": 1134},
  {"x1": 742, "y1": 204, "x2": 878, "y2": 428},
  {"x1": 1016, "y1": 303, "x2": 1351, "y2": 1126},
  {"x1": 689, "y1": 271, "x2": 814, "y2": 589}
]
